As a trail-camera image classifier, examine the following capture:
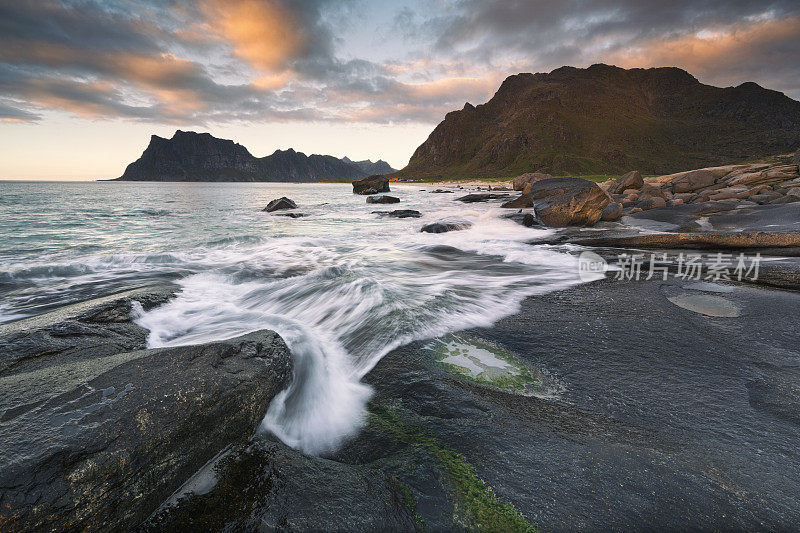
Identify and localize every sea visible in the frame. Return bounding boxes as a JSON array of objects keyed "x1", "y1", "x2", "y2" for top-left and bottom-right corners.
[{"x1": 0, "y1": 181, "x2": 593, "y2": 454}]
